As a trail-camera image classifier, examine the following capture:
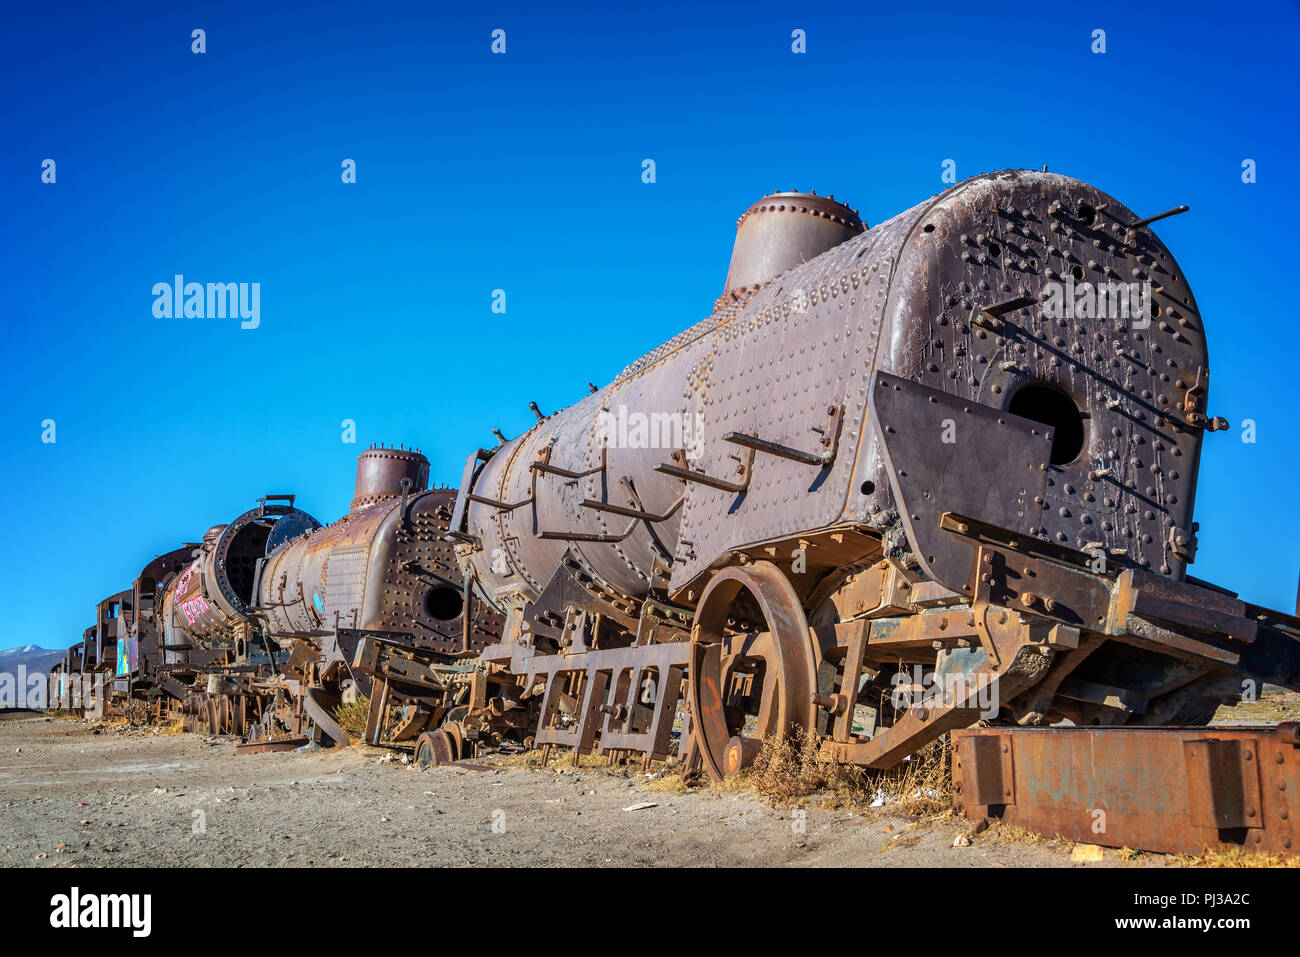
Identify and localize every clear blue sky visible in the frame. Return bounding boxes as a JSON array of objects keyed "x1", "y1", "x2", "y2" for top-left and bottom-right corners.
[{"x1": 1, "y1": 1, "x2": 1296, "y2": 651}]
